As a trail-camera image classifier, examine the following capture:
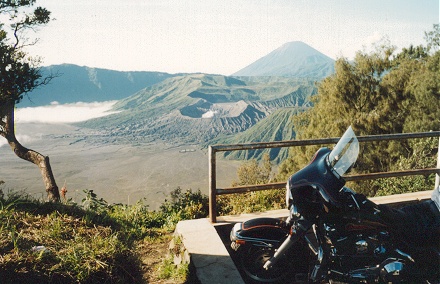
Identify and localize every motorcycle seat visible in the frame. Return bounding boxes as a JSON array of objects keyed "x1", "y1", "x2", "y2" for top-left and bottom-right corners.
[{"x1": 378, "y1": 200, "x2": 440, "y2": 248}]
